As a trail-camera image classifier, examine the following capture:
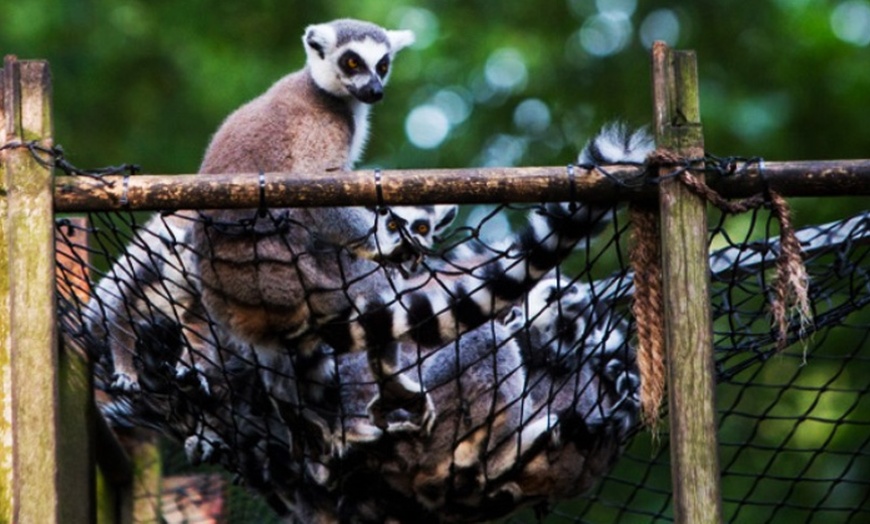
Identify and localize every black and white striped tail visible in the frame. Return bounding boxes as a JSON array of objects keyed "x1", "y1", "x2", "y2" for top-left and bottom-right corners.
[{"x1": 319, "y1": 124, "x2": 654, "y2": 355}]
